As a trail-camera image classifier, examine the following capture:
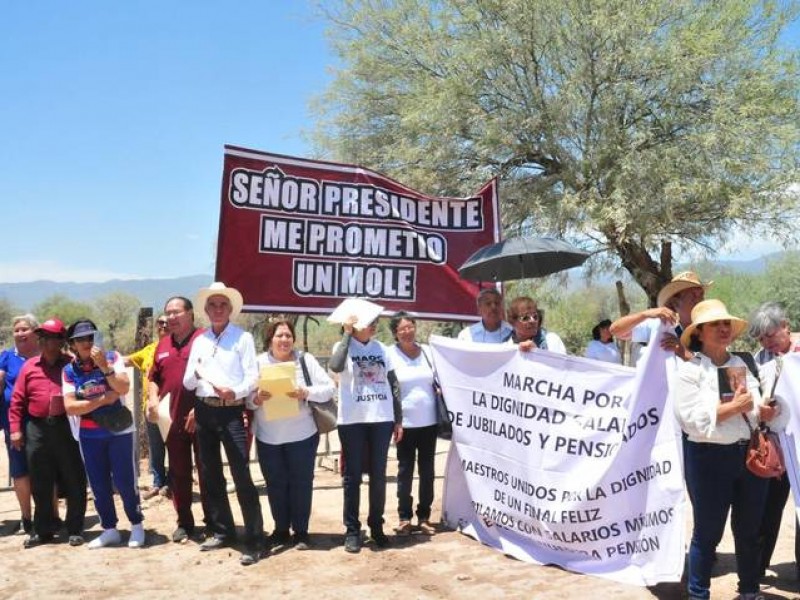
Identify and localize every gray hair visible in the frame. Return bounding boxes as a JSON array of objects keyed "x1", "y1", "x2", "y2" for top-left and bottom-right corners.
[
  {"x1": 11, "y1": 313, "x2": 39, "y2": 330},
  {"x1": 476, "y1": 288, "x2": 501, "y2": 307},
  {"x1": 748, "y1": 302, "x2": 787, "y2": 338}
]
